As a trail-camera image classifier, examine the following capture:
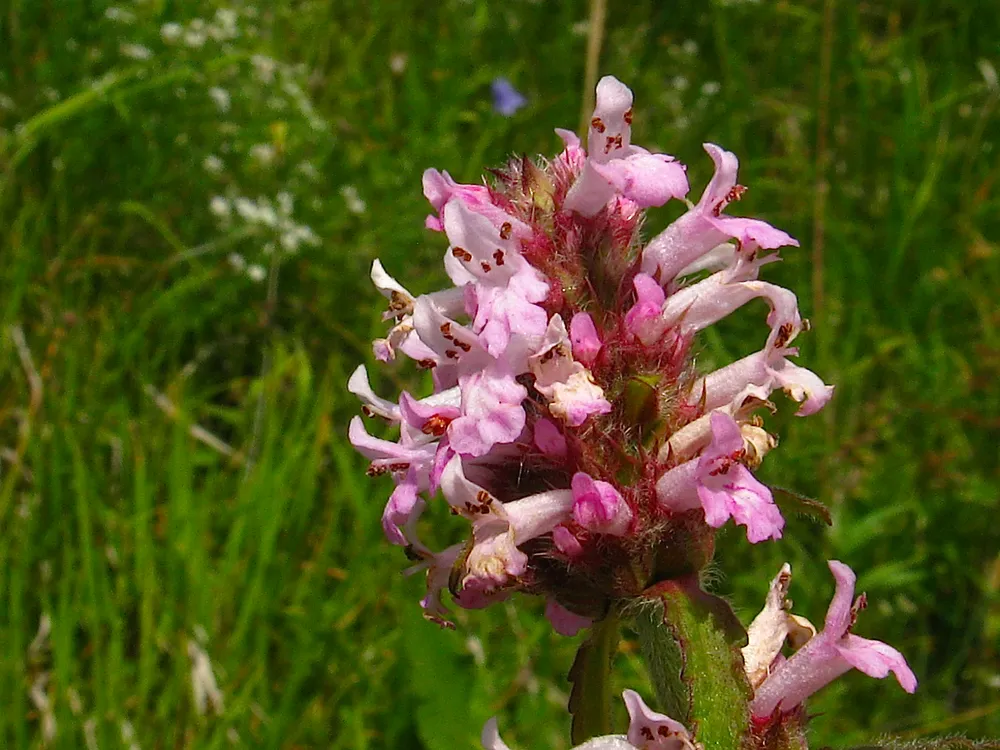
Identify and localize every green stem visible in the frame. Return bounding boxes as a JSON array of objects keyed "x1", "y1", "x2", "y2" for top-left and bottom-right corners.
[{"x1": 568, "y1": 608, "x2": 620, "y2": 744}]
